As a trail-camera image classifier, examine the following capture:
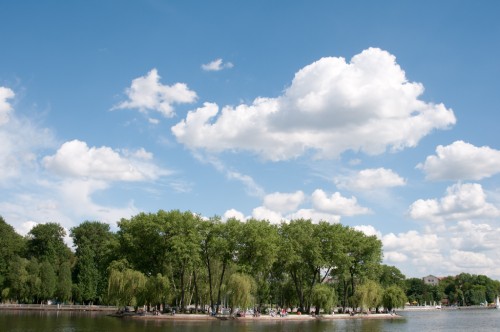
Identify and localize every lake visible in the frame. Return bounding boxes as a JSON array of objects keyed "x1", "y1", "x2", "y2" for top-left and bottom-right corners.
[{"x1": 1, "y1": 309, "x2": 500, "y2": 331}]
